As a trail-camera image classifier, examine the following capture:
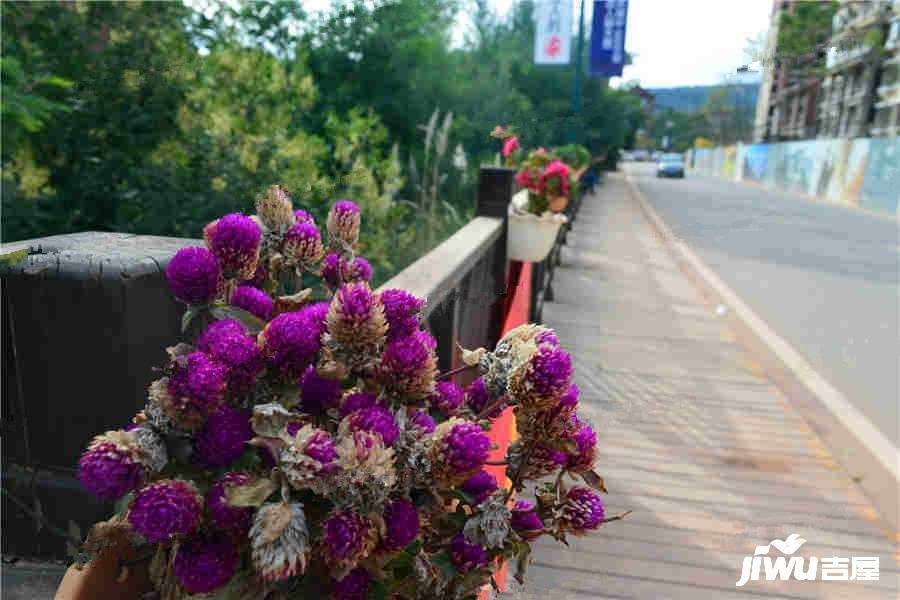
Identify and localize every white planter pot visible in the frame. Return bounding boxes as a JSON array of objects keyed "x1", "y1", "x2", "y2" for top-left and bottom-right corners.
[{"x1": 507, "y1": 211, "x2": 565, "y2": 263}]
